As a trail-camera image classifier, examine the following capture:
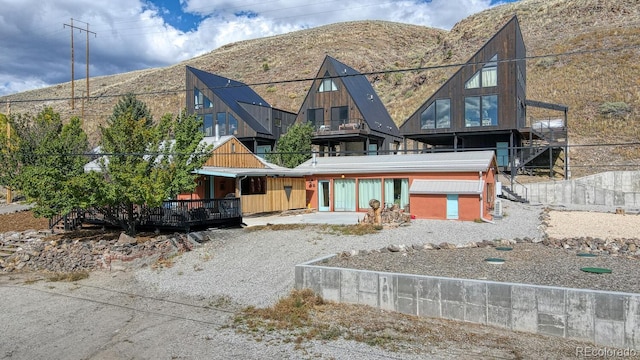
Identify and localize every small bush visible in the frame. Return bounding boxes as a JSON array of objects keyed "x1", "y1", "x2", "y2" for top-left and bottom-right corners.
[
  {"x1": 262, "y1": 62, "x2": 270, "y2": 72},
  {"x1": 536, "y1": 56, "x2": 558, "y2": 68},
  {"x1": 240, "y1": 288, "x2": 324, "y2": 328},
  {"x1": 599, "y1": 102, "x2": 631, "y2": 117}
]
